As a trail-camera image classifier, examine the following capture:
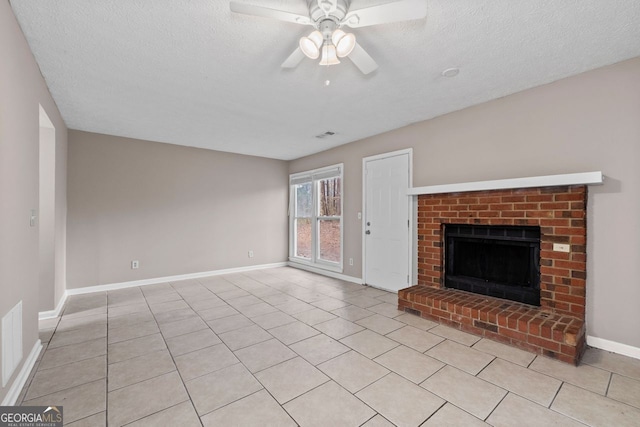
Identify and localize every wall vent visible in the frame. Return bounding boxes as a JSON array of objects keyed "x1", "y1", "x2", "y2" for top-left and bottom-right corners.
[
  {"x1": 315, "y1": 131, "x2": 336, "y2": 139},
  {"x1": 2, "y1": 301, "x2": 23, "y2": 387}
]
